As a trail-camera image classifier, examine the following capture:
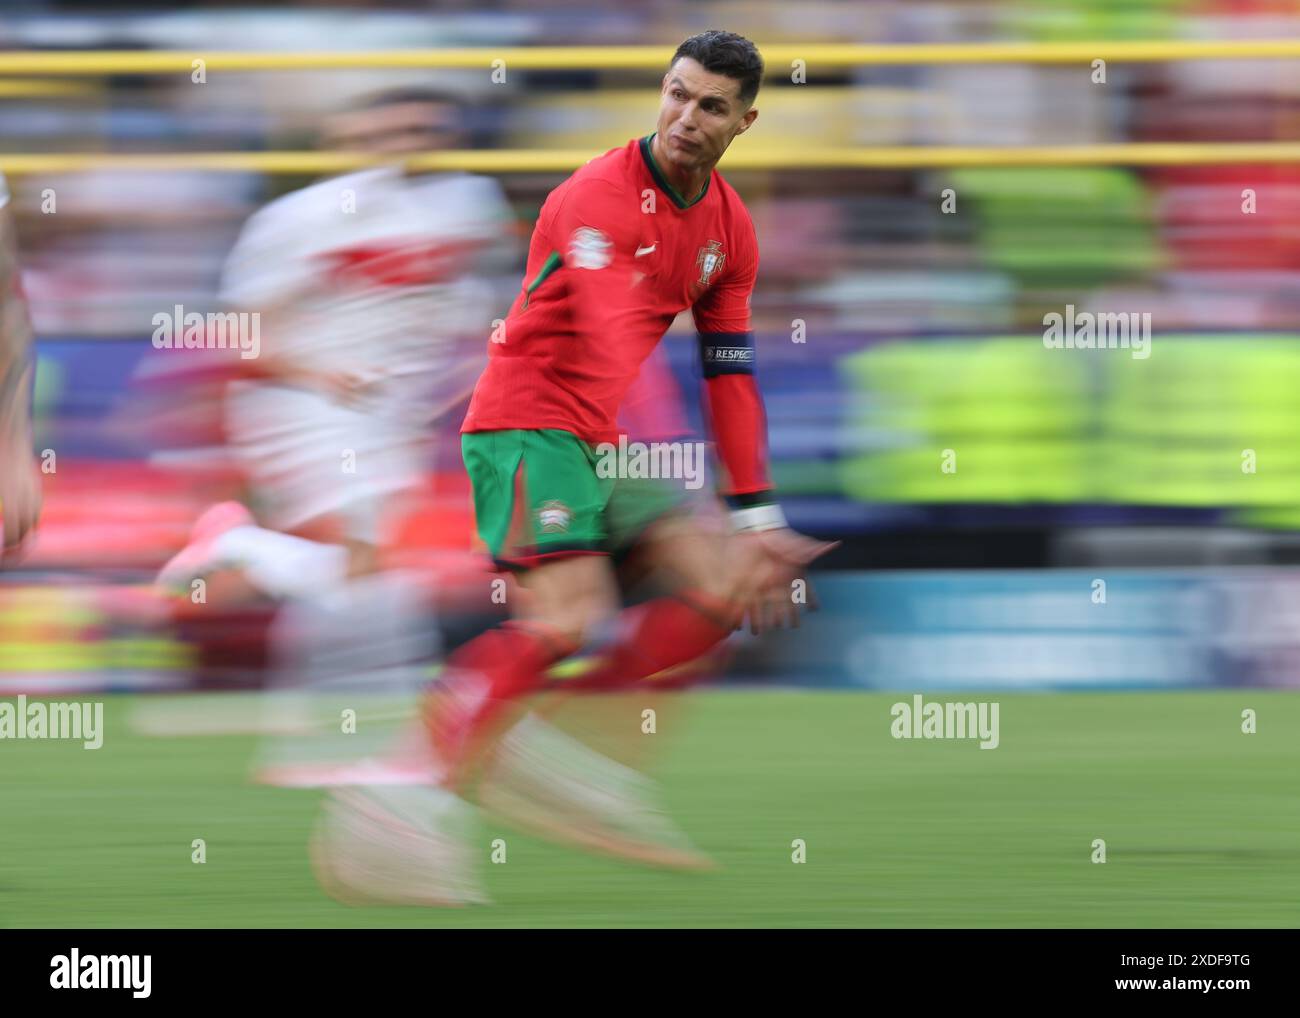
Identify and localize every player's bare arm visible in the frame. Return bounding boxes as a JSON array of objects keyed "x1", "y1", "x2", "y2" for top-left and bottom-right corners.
[{"x1": 0, "y1": 192, "x2": 42, "y2": 558}]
